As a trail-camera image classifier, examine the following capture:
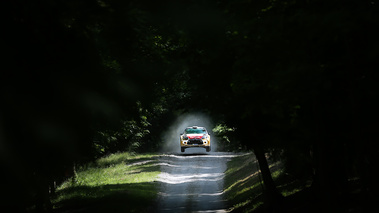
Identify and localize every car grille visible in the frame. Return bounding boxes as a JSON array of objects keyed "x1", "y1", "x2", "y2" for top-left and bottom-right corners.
[{"x1": 187, "y1": 139, "x2": 203, "y2": 145}]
